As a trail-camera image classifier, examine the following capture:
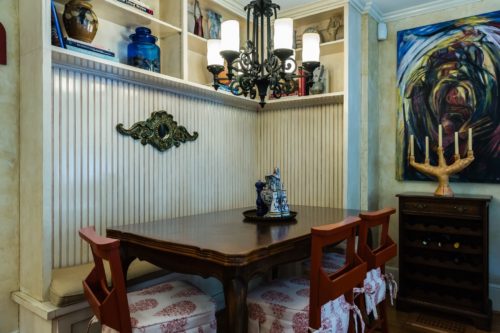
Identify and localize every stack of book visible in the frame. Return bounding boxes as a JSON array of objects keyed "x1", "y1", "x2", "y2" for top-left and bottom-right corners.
[
  {"x1": 116, "y1": 0, "x2": 154, "y2": 15},
  {"x1": 64, "y1": 37, "x2": 116, "y2": 61}
]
